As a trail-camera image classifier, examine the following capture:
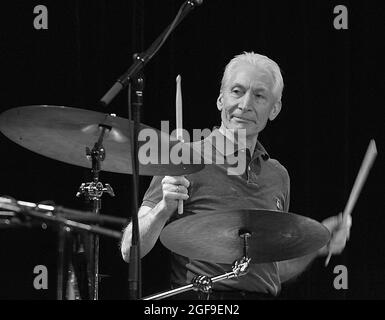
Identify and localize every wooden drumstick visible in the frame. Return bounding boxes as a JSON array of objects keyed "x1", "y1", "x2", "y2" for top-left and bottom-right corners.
[
  {"x1": 176, "y1": 75, "x2": 184, "y2": 214},
  {"x1": 325, "y1": 139, "x2": 377, "y2": 266},
  {"x1": 342, "y1": 140, "x2": 377, "y2": 224}
]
